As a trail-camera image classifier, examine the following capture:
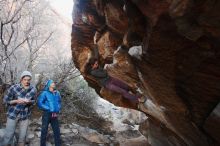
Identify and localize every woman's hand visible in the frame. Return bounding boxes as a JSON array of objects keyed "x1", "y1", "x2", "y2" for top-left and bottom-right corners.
[{"x1": 52, "y1": 113, "x2": 58, "y2": 118}]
